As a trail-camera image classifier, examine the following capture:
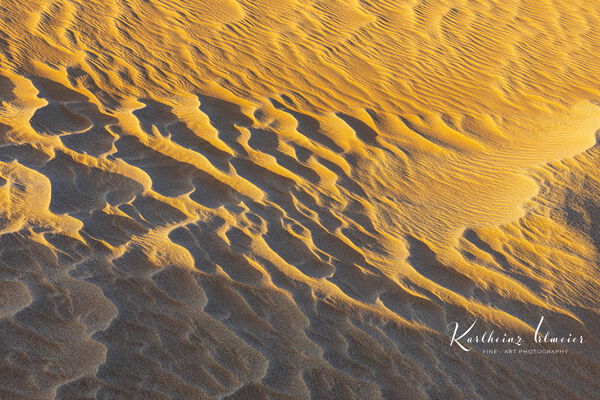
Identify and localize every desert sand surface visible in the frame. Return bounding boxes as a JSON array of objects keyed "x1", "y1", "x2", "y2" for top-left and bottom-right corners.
[{"x1": 0, "y1": 0, "x2": 599, "y2": 399}]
